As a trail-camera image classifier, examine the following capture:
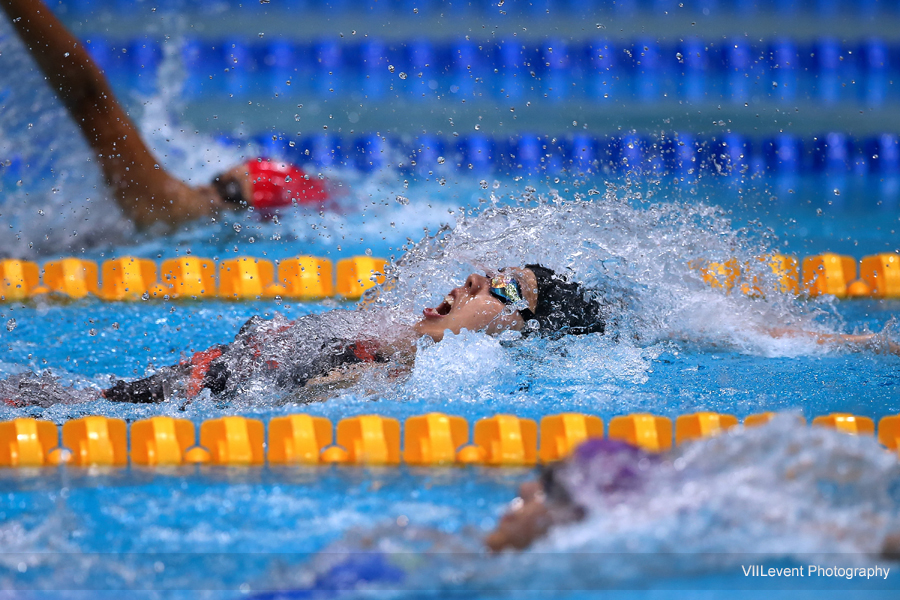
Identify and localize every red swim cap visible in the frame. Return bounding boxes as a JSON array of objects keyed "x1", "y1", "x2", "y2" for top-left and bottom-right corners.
[{"x1": 245, "y1": 159, "x2": 329, "y2": 212}]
